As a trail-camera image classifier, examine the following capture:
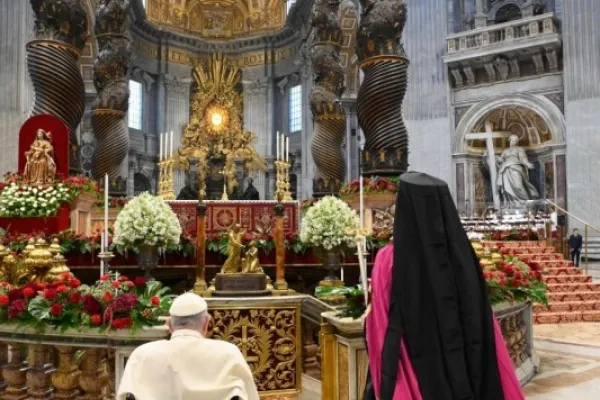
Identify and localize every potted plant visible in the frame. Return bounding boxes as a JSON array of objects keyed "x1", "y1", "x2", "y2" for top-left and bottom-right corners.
[
  {"x1": 113, "y1": 193, "x2": 182, "y2": 278},
  {"x1": 299, "y1": 196, "x2": 360, "y2": 281}
]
